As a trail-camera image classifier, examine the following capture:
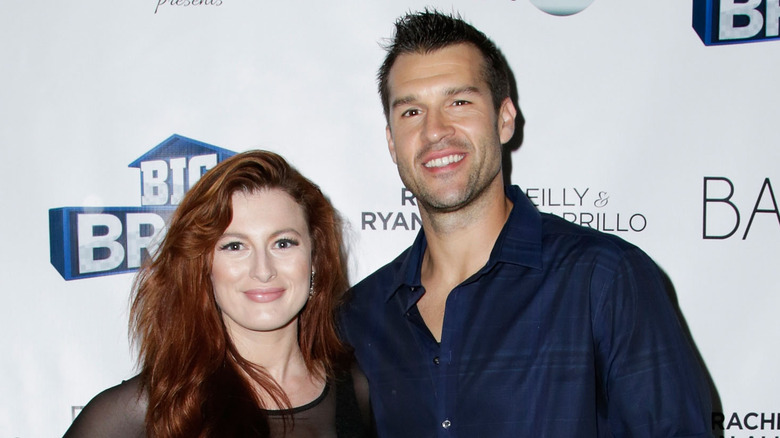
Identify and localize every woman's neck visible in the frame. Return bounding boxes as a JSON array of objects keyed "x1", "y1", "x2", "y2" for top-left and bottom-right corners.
[{"x1": 227, "y1": 321, "x2": 325, "y2": 409}]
